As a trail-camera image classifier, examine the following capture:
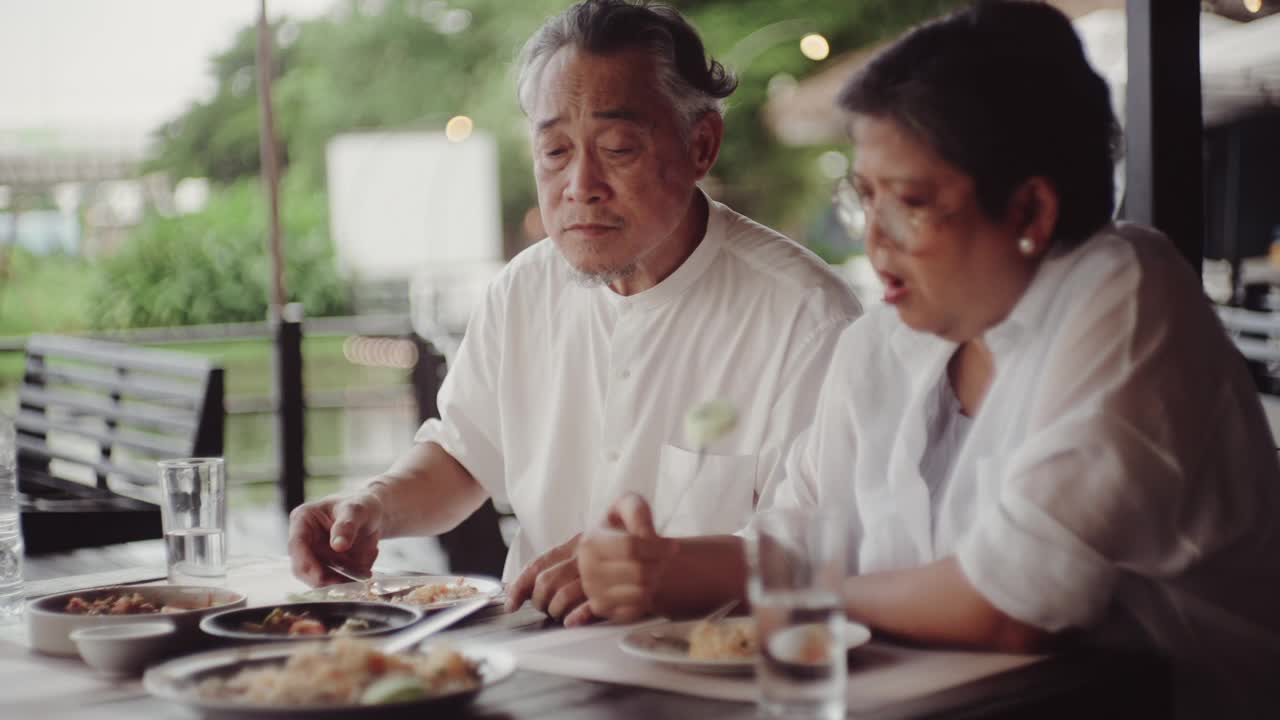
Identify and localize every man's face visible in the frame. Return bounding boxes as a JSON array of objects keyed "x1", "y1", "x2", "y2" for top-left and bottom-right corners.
[{"x1": 529, "y1": 46, "x2": 712, "y2": 285}]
